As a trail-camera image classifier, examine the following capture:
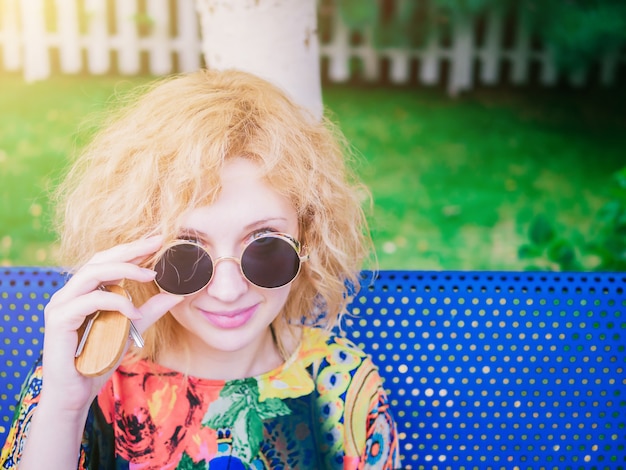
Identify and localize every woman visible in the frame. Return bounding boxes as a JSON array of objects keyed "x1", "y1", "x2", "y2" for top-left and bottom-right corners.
[{"x1": 1, "y1": 69, "x2": 400, "y2": 469}]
